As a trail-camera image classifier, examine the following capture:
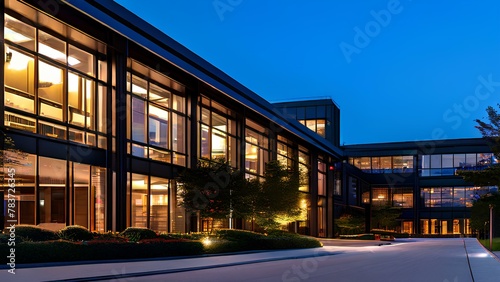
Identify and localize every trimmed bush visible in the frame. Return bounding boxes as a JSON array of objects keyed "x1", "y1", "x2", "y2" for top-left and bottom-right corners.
[
  {"x1": 92, "y1": 231, "x2": 128, "y2": 242},
  {"x1": 203, "y1": 239, "x2": 242, "y2": 254},
  {"x1": 15, "y1": 225, "x2": 59, "y2": 242},
  {"x1": 215, "y1": 229, "x2": 266, "y2": 241},
  {"x1": 0, "y1": 239, "x2": 204, "y2": 264},
  {"x1": 0, "y1": 233, "x2": 9, "y2": 244},
  {"x1": 160, "y1": 232, "x2": 207, "y2": 240},
  {"x1": 257, "y1": 236, "x2": 322, "y2": 249},
  {"x1": 59, "y1": 225, "x2": 93, "y2": 241},
  {"x1": 119, "y1": 227, "x2": 157, "y2": 242}
]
